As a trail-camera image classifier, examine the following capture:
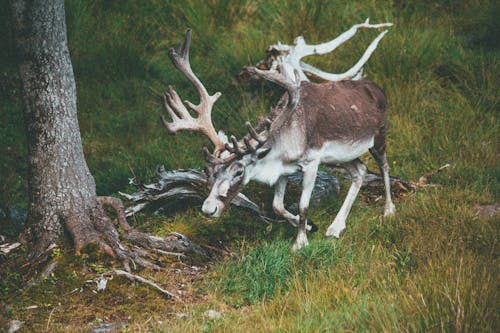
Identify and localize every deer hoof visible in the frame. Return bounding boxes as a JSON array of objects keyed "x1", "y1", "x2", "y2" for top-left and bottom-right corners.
[
  {"x1": 384, "y1": 203, "x2": 396, "y2": 217},
  {"x1": 325, "y1": 224, "x2": 345, "y2": 238},
  {"x1": 292, "y1": 232, "x2": 309, "y2": 251},
  {"x1": 306, "y1": 220, "x2": 318, "y2": 233}
]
